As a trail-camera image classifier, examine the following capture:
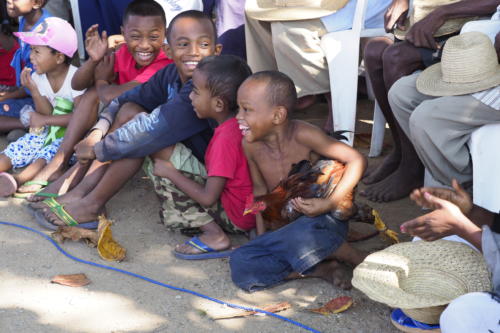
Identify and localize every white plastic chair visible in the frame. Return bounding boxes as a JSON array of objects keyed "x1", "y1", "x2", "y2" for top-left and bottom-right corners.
[
  {"x1": 320, "y1": 0, "x2": 387, "y2": 148},
  {"x1": 69, "y1": 0, "x2": 86, "y2": 64}
]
